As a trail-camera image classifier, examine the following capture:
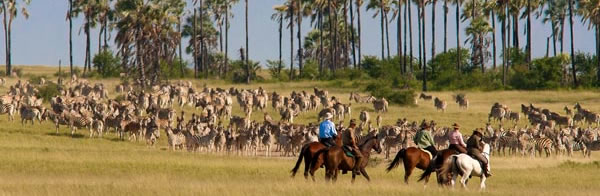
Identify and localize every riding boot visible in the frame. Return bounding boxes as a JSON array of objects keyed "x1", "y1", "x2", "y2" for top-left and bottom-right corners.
[
  {"x1": 482, "y1": 162, "x2": 492, "y2": 177},
  {"x1": 353, "y1": 150, "x2": 363, "y2": 175}
]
